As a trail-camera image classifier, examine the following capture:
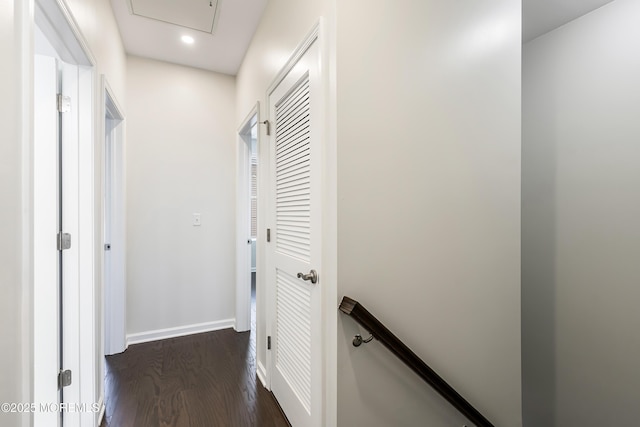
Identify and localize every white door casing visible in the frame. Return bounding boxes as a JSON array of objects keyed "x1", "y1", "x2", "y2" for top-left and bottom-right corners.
[{"x1": 267, "y1": 29, "x2": 323, "y2": 427}]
